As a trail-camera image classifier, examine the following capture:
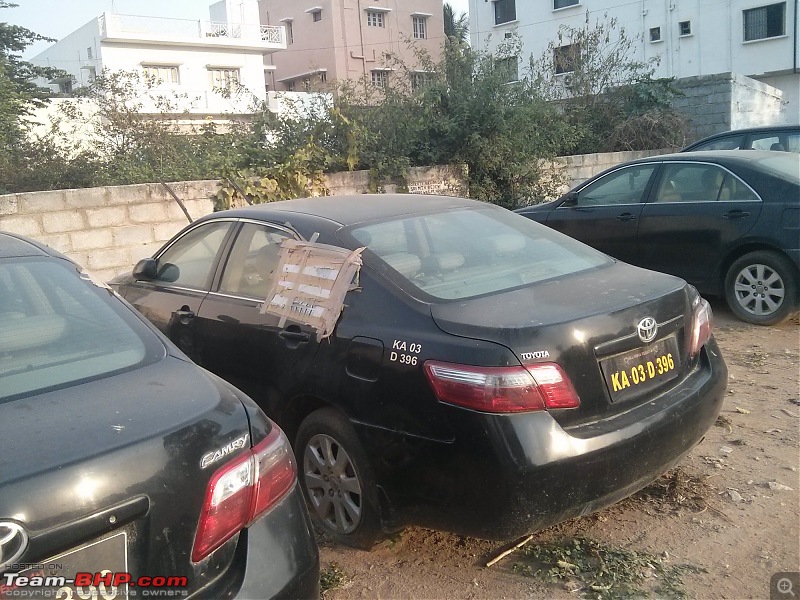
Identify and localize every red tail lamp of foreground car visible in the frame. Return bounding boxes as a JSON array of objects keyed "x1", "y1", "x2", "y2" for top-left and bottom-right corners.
[
  {"x1": 424, "y1": 361, "x2": 580, "y2": 413},
  {"x1": 192, "y1": 424, "x2": 296, "y2": 562},
  {"x1": 689, "y1": 297, "x2": 713, "y2": 358}
]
